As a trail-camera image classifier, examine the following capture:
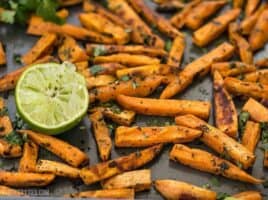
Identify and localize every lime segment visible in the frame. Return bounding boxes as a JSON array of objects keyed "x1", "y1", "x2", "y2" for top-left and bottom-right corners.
[{"x1": 15, "y1": 62, "x2": 89, "y2": 135}]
